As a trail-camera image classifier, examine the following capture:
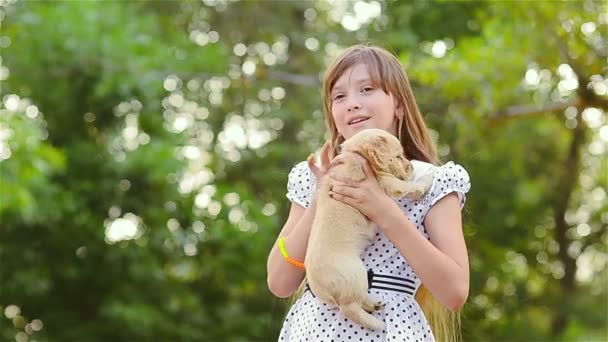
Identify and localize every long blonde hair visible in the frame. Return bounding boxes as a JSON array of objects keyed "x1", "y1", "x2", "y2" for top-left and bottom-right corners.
[{"x1": 317, "y1": 44, "x2": 461, "y2": 342}]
